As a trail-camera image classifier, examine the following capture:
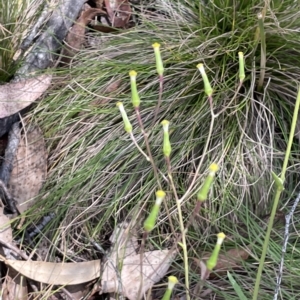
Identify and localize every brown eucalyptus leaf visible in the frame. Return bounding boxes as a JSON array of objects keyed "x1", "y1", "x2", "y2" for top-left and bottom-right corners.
[
  {"x1": 104, "y1": 0, "x2": 131, "y2": 28},
  {"x1": 3, "y1": 259, "x2": 101, "y2": 285},
  {"x1": 109, "y1": 221, "x2": 139, "y2": 260},
  {"x1": 102, "y1": 249, "x2": 175, "y2": 300},
  {"x1": 2, "y1": 269, "x2": 28, "y2": 300},
  {"x1": 61, "y1": 8, "x2": 105, "y2": 64},
  {"x1": 0, "y1": 75, "x2": 52, "y2": 118},
  {"x1": 8, "y1": 125, "x2": 47, "y2": 213},
  {"x1": 65, "y1": 283, "x2": 89, "y2": 300}
]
